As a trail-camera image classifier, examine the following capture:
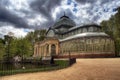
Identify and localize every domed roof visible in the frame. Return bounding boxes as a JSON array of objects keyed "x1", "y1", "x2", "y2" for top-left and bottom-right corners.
[{"x1": 52, "y1": 15, "x2": 76, "y2": 29}]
